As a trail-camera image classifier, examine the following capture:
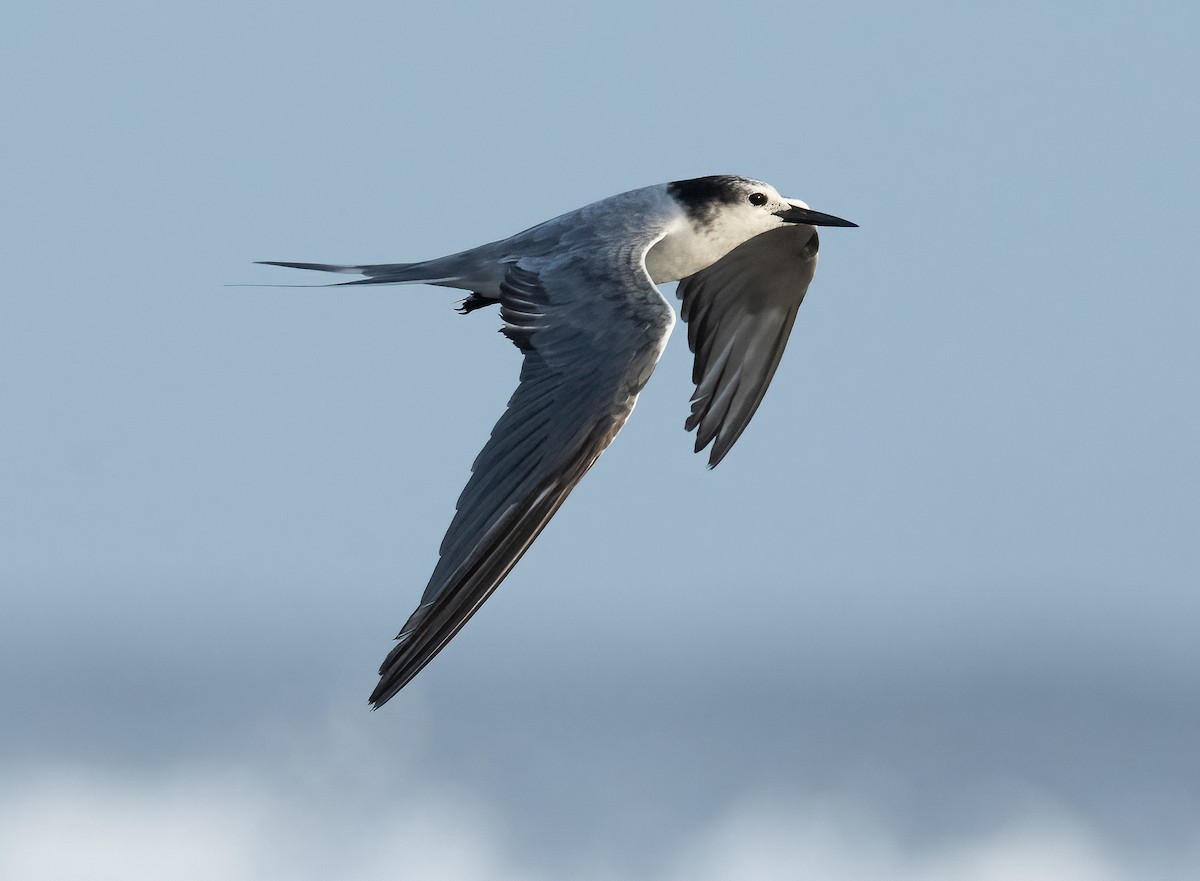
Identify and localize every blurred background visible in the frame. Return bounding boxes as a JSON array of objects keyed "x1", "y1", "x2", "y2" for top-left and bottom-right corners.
[{"x1": 2, "y1": 2, "x2": 1198, "y2": 878}]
